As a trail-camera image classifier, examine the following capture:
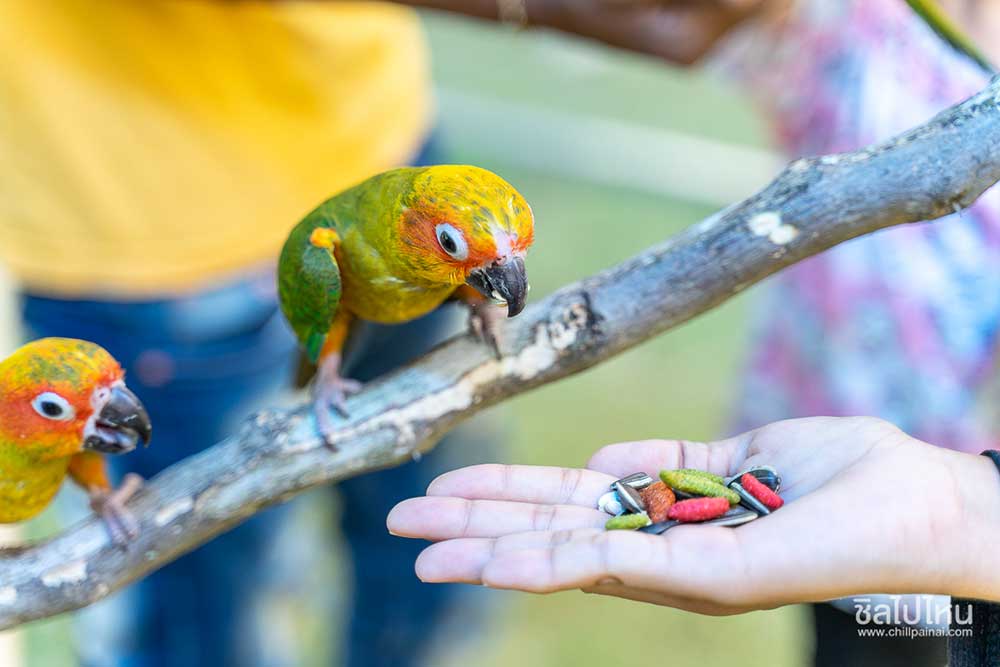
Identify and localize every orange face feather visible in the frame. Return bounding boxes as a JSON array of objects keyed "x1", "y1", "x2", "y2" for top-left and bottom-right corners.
[
  {"x1": 0, "y1": 338, "x2": 152, "y2": 523},
  {"x1": 0, "y1": 338, "x2": 124, "y2": 461},
  {"x1": 397, "y1": 165, "x2": 534, "y2": 287}
]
